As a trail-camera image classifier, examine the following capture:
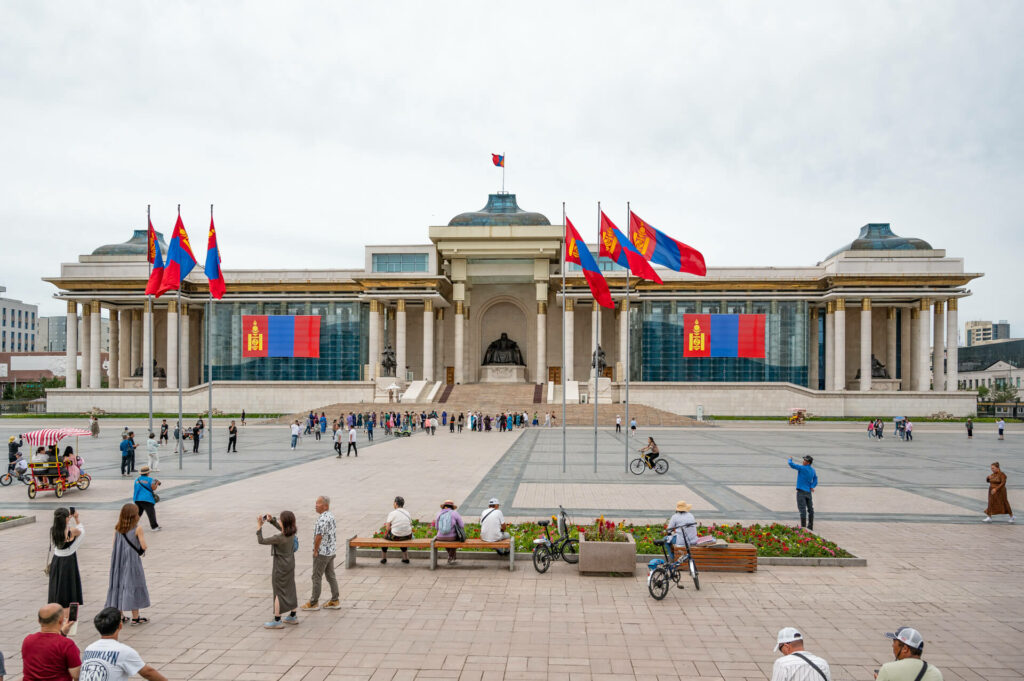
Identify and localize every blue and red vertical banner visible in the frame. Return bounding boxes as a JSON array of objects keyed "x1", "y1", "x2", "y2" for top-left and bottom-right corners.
[
  {"x1": 682, "y1": 314, "x2": 765, "y2": 358},
  {"x1": 242, "y1": 315, "x2": 321, "y2": 358}
]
